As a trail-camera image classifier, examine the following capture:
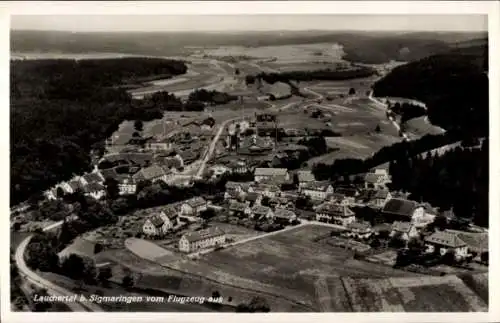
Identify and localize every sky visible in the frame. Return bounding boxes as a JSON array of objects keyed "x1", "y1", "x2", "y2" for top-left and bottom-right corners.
[{"x1": 10, "y1": 14, "x2": 487, "y2": 32}]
